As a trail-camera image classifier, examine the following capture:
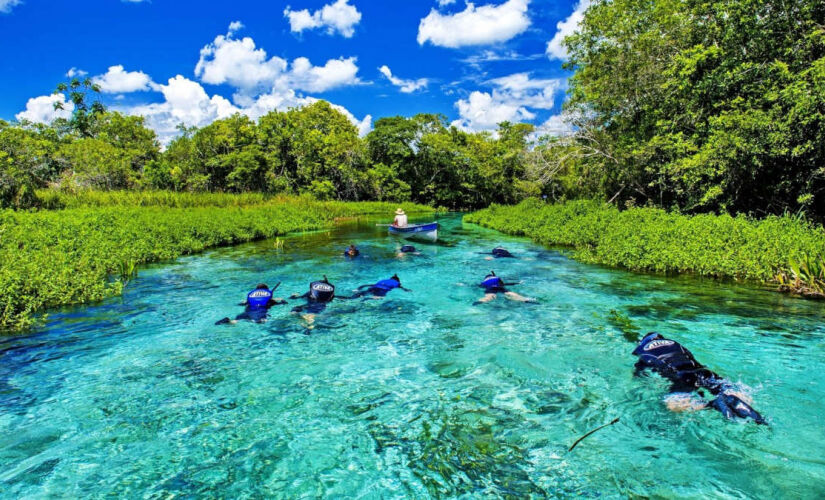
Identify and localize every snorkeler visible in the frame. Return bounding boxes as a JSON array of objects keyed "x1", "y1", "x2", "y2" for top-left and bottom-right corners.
[
  {"x1": 480, "y1": 247, "x2": 515, "y2": 260},
  {"x1": 348, "y1": 274, "x2": 412, "y2": 299},
  {"x1": 215, "y1": 283, "x2": 286, "y2": 324},
  {"x1": 476, "y1": 271, "x2": 535, "y2": 304},
  {"x1": 397, "y1": 245, "x2": 421, "y2": 257},
  {"x1": 344, "y1": 245, "x2": 360, "y2": 258},
  {"x1": 290, "y1": 276, "x2": 339, "y2": 313},
  {"x1": 289, "y1": 276, "x2": 343, "y2": 328},
  {"x1": 632, "y1": 333, "x2": 767, "y2": 425}
]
